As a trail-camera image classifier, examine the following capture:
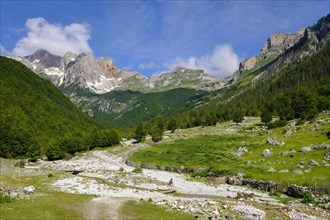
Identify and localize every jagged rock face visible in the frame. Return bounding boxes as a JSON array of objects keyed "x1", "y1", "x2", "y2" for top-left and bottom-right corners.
[
  {"x1": 239, "y1": 56, "x2": 257, "y2": 72},
  {"x1": 236, "y1": 28, "x2": 306, "y2": 74},
  {"x1": 17, "y1": 50, "x2": 226, "y2": 94},
  {"x1": 235, "y1": 14, "x2": 330, "y2": 81},
  {"x1": 62, "y1": 52, "x2": 77, "y2": 68},
  {"x1": 261, "y1": 29, "x2": 305, "y2": 56},
  {"x1": 24, "y1": 49, "x2": 62, "y2": 69}
]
